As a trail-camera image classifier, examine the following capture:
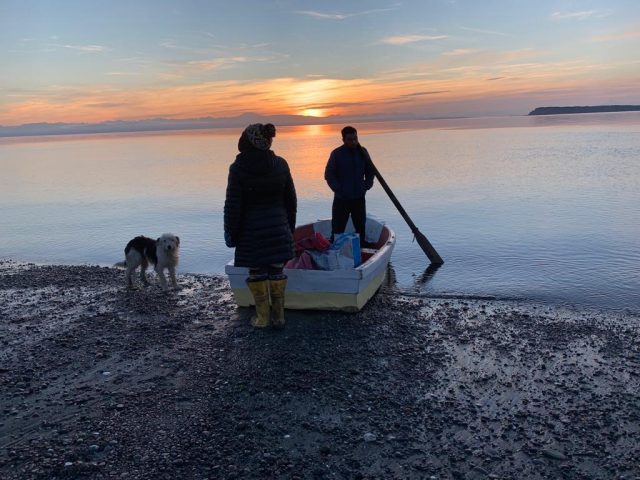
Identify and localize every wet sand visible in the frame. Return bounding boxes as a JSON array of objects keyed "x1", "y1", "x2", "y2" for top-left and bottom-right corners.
[{"x1": 1, "y1": 259, "x2": 639, "y2": 479}]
